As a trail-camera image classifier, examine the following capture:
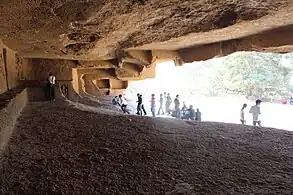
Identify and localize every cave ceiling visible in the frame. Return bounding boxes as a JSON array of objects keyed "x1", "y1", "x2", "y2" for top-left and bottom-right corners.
[{"x1": 0, "y1": 0, "x2": 293, "y2": 63}]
